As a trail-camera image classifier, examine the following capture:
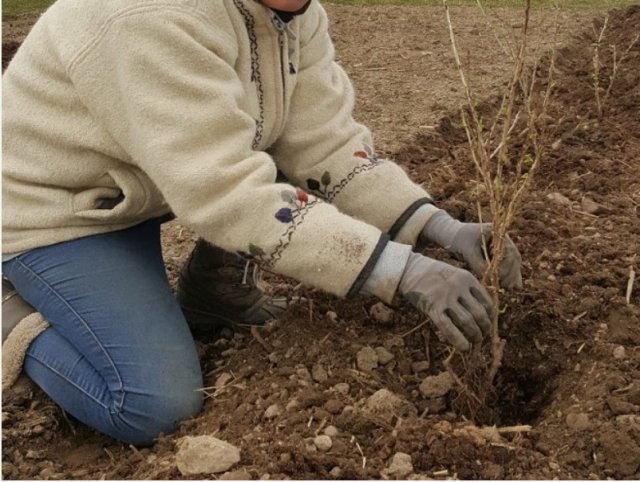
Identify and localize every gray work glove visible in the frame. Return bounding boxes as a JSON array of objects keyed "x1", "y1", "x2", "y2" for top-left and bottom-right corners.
[
  {"x1": 399, "y1": 252, "x2": 494, "y2": 351},
  {"x1": 419, "y1": 211, "x2": 523, "y2": 289}
]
